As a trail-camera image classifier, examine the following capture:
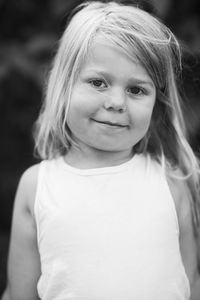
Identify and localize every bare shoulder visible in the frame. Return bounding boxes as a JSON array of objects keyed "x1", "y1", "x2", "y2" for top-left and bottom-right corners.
[
  {"x1": 167, "y1": 169, "x2": 199, "y2": 290},
  {"x1": 17, "y1": 163, "x2": 40, "y2": 217},
  {"x1": 166, "y1": 169, "x2": 192, "y2": 220},
  {"x1": 4, "y1": 163, "x2": 42, "y2": 300}
]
